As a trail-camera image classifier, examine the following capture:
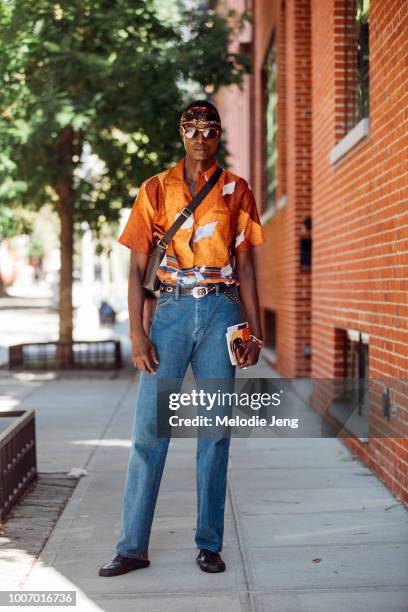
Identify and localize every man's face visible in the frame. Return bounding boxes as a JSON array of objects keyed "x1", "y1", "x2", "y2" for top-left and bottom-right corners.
[{"x1": 179, "y1": 124, "x2": 221, "y2": 162}]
